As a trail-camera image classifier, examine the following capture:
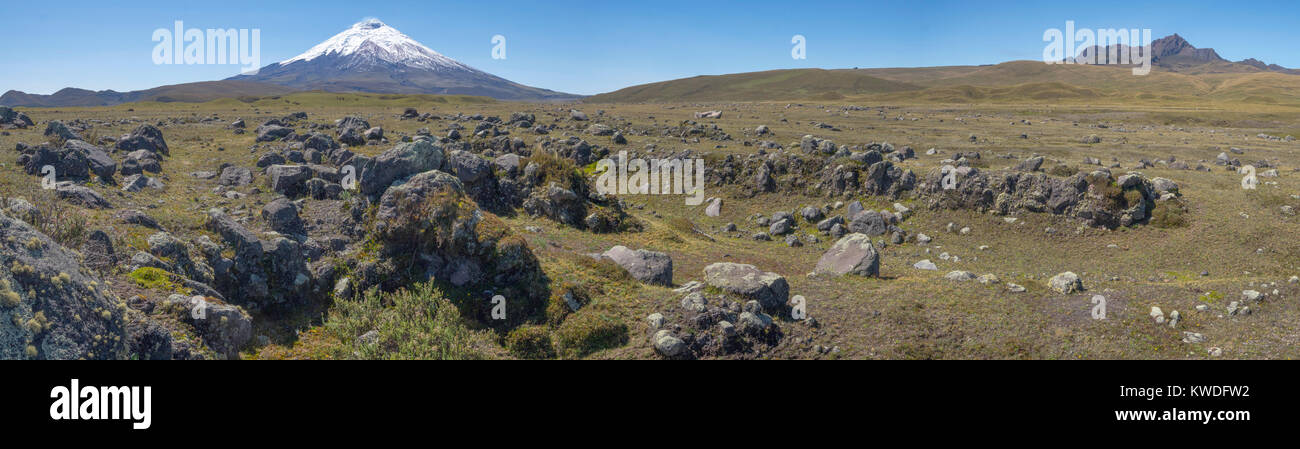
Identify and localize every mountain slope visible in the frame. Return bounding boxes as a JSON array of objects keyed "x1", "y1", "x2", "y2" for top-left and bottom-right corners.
[
  {"x1": 230, "y1": 19, "x2": 579, "y2": 101},
  {"x1": 587, "y1": 69, "x2": 922, "y2": 103},
  {"x1": 0, "y1": 81, "x2": 298, "y2": 107}
]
